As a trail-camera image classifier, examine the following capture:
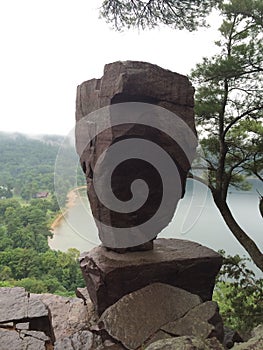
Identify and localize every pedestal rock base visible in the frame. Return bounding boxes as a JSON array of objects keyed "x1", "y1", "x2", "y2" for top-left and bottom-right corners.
[{"x1": 79, "y1": 238, "x2": 222, "y2": 316}]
